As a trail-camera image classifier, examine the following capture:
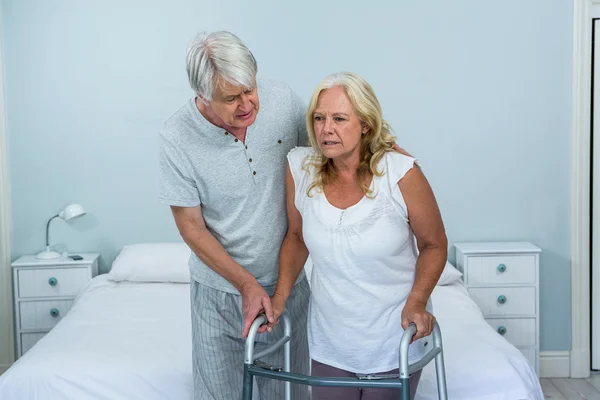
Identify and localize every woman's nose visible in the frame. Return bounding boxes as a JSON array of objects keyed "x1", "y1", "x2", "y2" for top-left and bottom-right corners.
[{"x1": 323, "y1": 118, "x2": 334, "y2": 133}]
